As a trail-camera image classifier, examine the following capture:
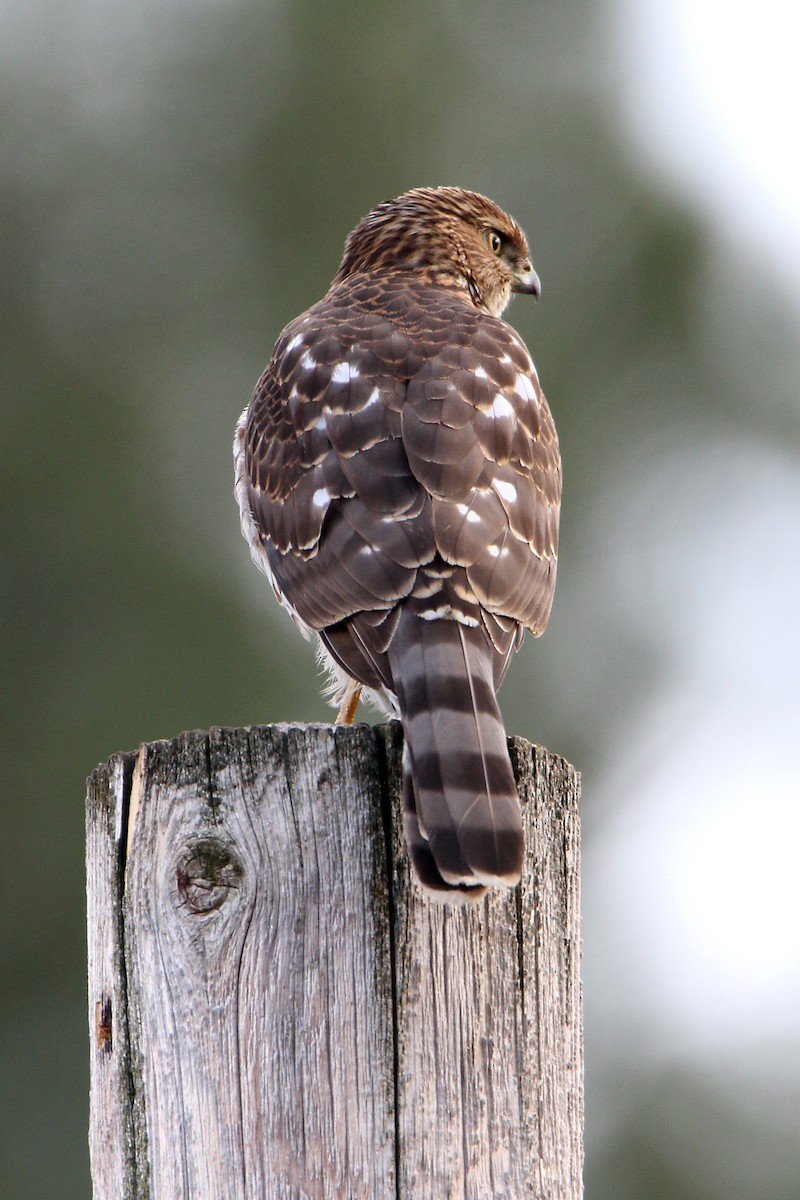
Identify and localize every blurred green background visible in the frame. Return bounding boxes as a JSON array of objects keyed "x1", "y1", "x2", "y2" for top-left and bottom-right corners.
[{"x1": 3, "y1": 1, "x2": 799, "y2": 1196}]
